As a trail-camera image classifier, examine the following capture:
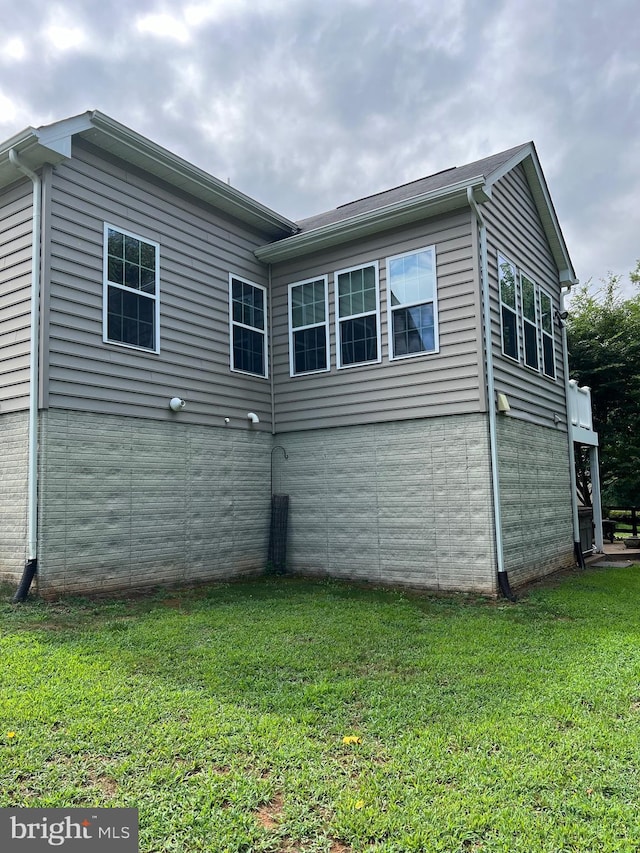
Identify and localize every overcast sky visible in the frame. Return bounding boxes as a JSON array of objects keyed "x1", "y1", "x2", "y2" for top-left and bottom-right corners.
[{"x1": 1, "y1": 0, "x2": 638, "y2": 295}]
